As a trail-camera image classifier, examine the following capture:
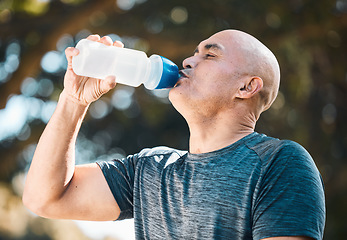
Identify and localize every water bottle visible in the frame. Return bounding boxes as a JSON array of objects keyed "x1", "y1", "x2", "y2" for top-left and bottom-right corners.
[{"x1": 72, "y1": 39, "x2": 179, "y2": 90}]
